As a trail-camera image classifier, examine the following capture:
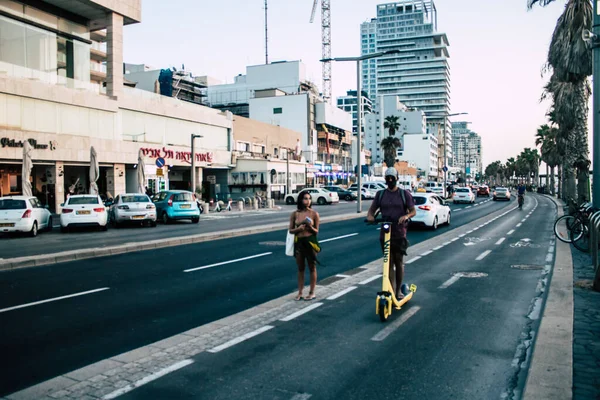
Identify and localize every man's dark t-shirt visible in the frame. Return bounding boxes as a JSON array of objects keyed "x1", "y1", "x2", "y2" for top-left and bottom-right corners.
[{"x1": 371, "y1": 188, "x2": 415, "y2": 239}]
